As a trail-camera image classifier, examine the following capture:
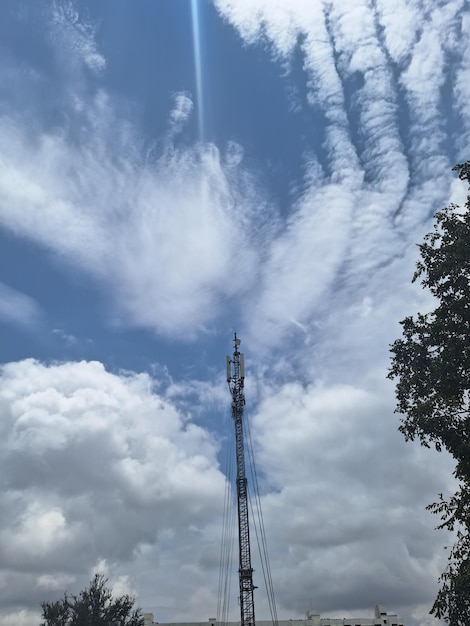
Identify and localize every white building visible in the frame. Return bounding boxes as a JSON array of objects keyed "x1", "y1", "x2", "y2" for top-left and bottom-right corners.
[{"x1": 144, "y1": 605, "x2": 404, "y2": 626}]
